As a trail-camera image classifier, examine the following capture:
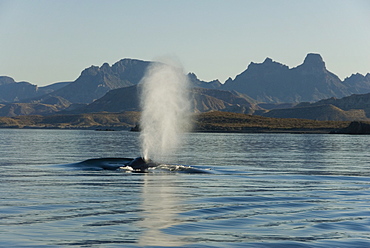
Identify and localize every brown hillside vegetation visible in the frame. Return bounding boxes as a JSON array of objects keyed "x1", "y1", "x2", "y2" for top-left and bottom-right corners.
[
  {"x1": 0, "y1": 111, "x2": 349, "y2": 133},
  {"x1": 0, "y1": 103, "x2": 60, "y2": 117},
  {"x1": 195, "y1": 111, "x2": 349, "y2": 133},
  {"x1": 0, "y1": 112, "x2": 141, "y2": 129},
  {"x1": 262, "y1": 104, "x2": 368, "y2": 121}
]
